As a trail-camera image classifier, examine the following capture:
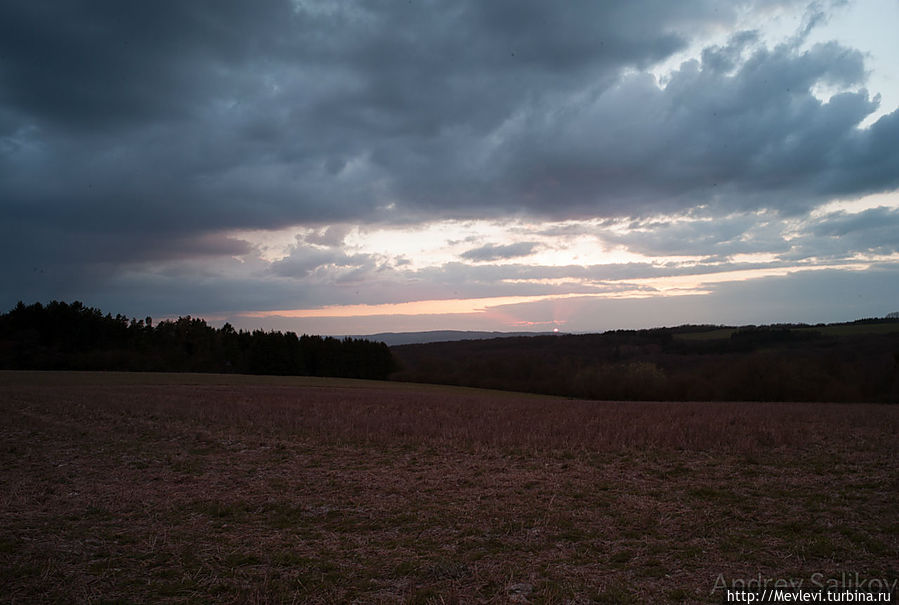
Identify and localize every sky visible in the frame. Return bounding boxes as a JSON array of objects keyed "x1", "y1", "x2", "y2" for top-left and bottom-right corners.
[{"x1": 2, "y1": 0, "x2": 899, "y2": 335}]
